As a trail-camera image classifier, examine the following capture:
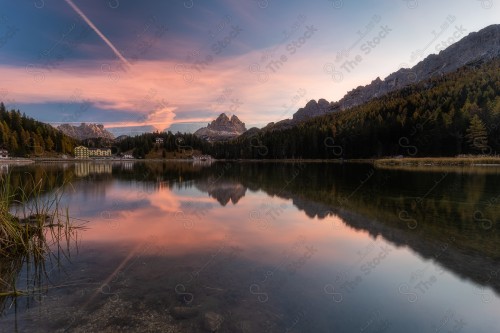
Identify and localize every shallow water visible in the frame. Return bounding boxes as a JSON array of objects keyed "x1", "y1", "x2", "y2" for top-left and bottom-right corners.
[{"x1": 1, "y1": 161, "x2": 500, "y2": 332}]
